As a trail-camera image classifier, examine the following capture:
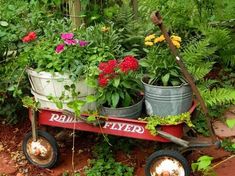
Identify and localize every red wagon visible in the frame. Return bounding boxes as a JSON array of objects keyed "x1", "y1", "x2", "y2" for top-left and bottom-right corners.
[
  {"x1": 22, "y1": 12, "x2": 220, "y2": 176},
  {"x1": 22, "y1": 100, "x2": 219, "y2": 176}
]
